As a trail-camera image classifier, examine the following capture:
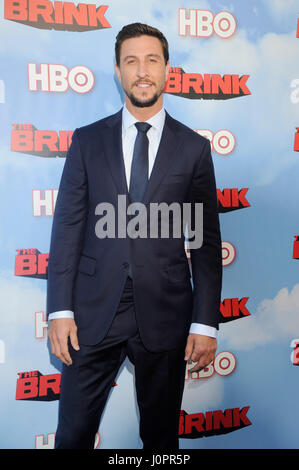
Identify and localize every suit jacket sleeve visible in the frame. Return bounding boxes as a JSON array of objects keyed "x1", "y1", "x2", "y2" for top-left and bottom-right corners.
[
  {"x1": 188, "y1": 138, "x2": 222, "y2": 330},
  {"x1": 46, "y1": 129, "x2": 88, "y2": 318}
]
